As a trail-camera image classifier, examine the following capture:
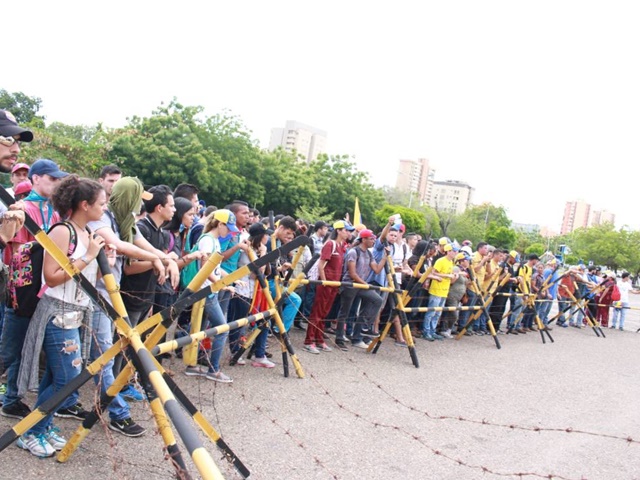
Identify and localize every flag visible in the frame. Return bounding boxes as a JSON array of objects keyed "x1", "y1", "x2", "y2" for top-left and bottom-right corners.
[{"x1": 353, "y1": 197, "x2": 362, "y2": 227}]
